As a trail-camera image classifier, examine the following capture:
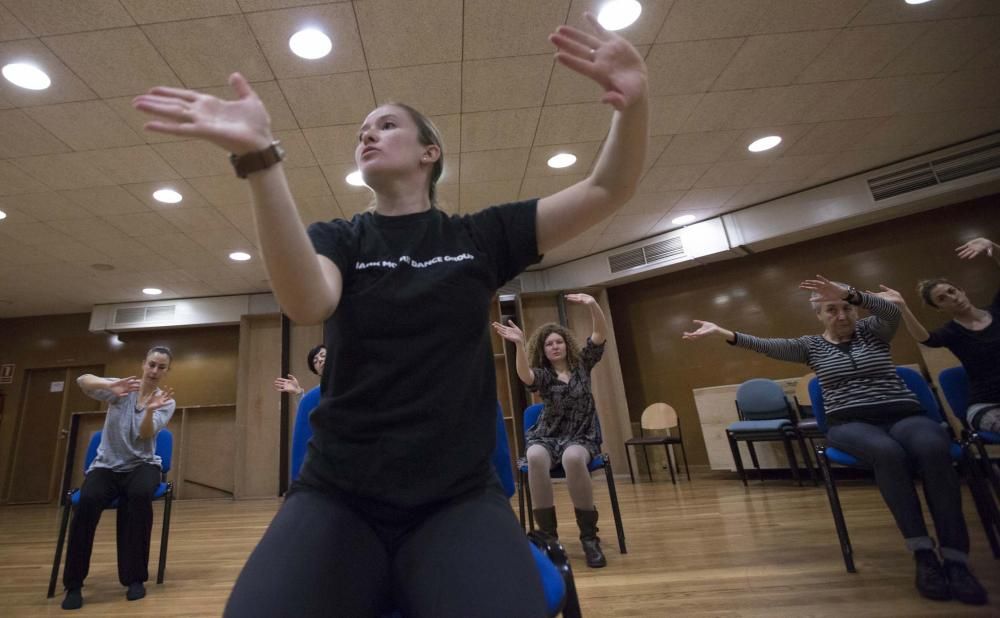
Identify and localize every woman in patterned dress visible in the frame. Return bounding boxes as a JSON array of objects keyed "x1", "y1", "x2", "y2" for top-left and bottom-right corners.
[{"x1": 493, "y1": 293, "x2": 609, "y2": 568}]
